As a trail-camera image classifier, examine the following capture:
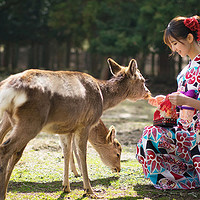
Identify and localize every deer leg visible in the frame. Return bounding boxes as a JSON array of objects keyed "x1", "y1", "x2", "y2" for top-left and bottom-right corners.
[
  {"x1": 5, "y1": 146, "x2": 26, "y2": 188},
  {"x1": 74, "y1": 128, "x2": 93, "y2": 195},
  {"x1": 71, "y1": 137, "x2": 82, "y2": 177},
  {"x1": 59, "y1": 134, "x2": 73, "y2": 193},
  {"x1": 70, "y1": 141, "x2": 80, "y2": 177},
  {"x1": 73, "y1": 139, "x2": 82, "y2": 174},
  {"x1": 0, "y1": 121, "x2": 42, "y2": 200},
  {"x1": 0, "y1": 113, "x2": 12, "y2": 144}
]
